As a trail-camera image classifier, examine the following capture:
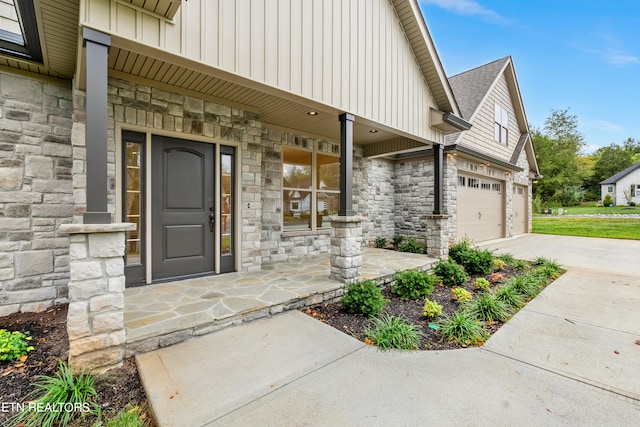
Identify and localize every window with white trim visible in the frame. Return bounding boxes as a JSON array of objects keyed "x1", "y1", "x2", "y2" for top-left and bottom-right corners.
[
  {"x1": 607, "y1": 186, "x2": 614, "y2": 193},
  {"x1": 494, "y1": 103, "x2": 509, "y2": 145}
]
